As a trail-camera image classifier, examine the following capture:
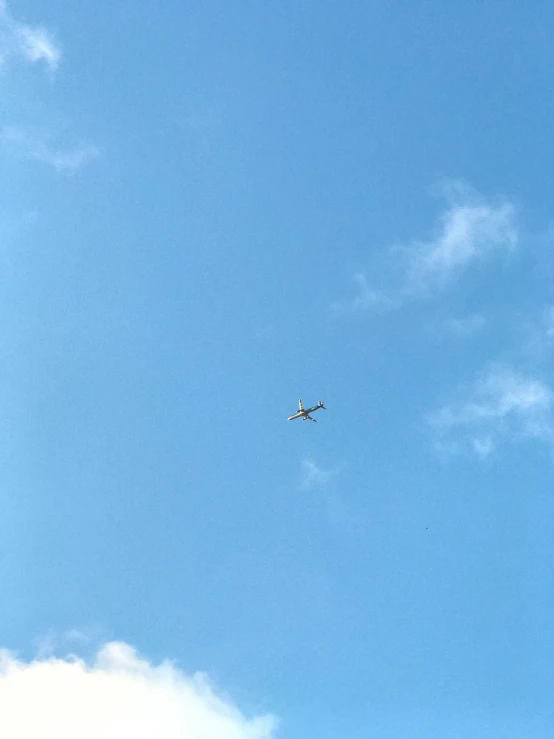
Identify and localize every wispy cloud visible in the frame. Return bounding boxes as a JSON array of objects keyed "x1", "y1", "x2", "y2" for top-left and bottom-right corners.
[
  {"x1": 443, "y1": 313, "x2": 488, "y2": 337},
  {"x1": 425, "y1": 312, "x2": 489, "y2": 340},
  {"x1": 429, "y1": 364, "x2": 554, "y2": 456},
  {"x1": 0, "y1": 1, "x2": 60, "y2": 71},
  {"x1": 0, "y1": 640, "x2": 277, "y2": 739},
  {"x1": 2, "y1": 126, "x2": 99, "y2": 172},
  {"x1": 1, "y1": 8, "x2": 99, "y2": 176},
  {"x1": 301, "y1": 459, "x2": 332, "y2": 489},
  {"x1": 471, "y1": 435, "x2": 495, "y2": 458},
  {"x1": 33, "y1": 627, "x2": 101, "y2": 660},
  {"x1": 351, "y1": 273, "x2": 388, "y2": 309},
  {"x1": 339, "y1": 181, "x2": 517, "y2": 310},
  {"x1": 333, "y1": 272, "x2": 395, "y2": 313}
]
